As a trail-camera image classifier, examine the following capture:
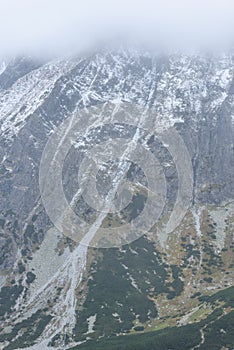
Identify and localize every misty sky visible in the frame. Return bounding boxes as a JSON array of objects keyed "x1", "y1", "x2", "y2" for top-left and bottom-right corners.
[{"x1": 1, "y1": 0, "x2": 234, "y2": 58}]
